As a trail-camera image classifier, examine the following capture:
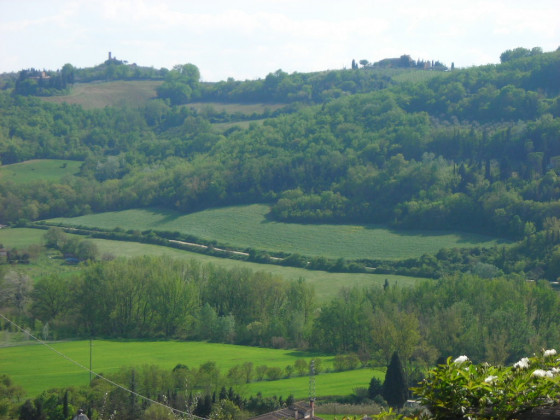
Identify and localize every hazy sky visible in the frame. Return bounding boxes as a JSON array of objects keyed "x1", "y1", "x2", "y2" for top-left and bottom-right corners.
[{"x1": 1, "y1": 0, "x2": 558, "y2": 81}]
